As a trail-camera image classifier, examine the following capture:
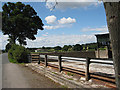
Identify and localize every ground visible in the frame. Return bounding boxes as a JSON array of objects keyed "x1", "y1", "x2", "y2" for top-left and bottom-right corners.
[{"x1": 2, "y1": 53, "x2": 63, "y2": 88}]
